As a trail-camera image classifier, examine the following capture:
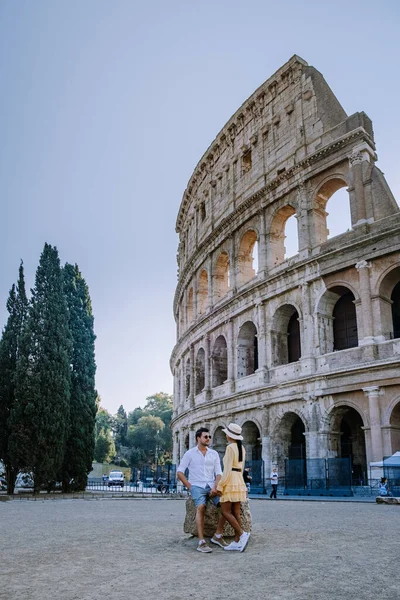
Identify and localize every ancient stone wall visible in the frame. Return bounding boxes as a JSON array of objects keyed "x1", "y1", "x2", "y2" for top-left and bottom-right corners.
[{"x1": 170, "y1": 56, "x2": 400, "y2": 485}]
